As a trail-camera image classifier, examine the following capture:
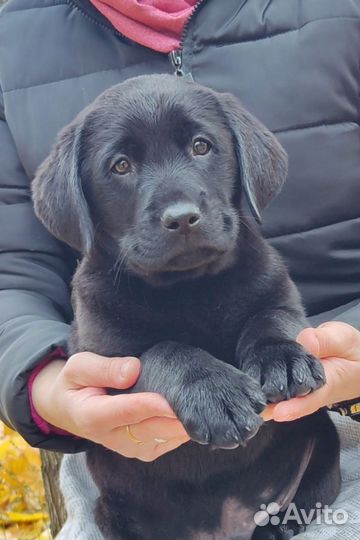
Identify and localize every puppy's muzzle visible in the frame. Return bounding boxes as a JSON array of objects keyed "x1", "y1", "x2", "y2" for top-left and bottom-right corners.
[{"x1": 161, "y1": 202, "x2": 201, "y2": 234}]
